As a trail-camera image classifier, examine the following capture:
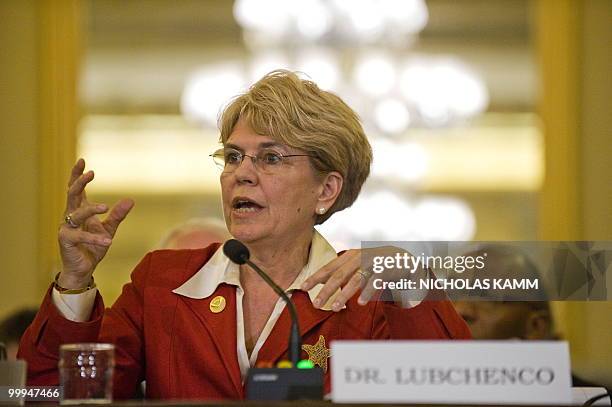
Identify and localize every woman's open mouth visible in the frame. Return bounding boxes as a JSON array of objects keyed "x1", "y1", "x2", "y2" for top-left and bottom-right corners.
[{"x1": 231, "y1": 198, "x2": 264, "y2": 214}]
